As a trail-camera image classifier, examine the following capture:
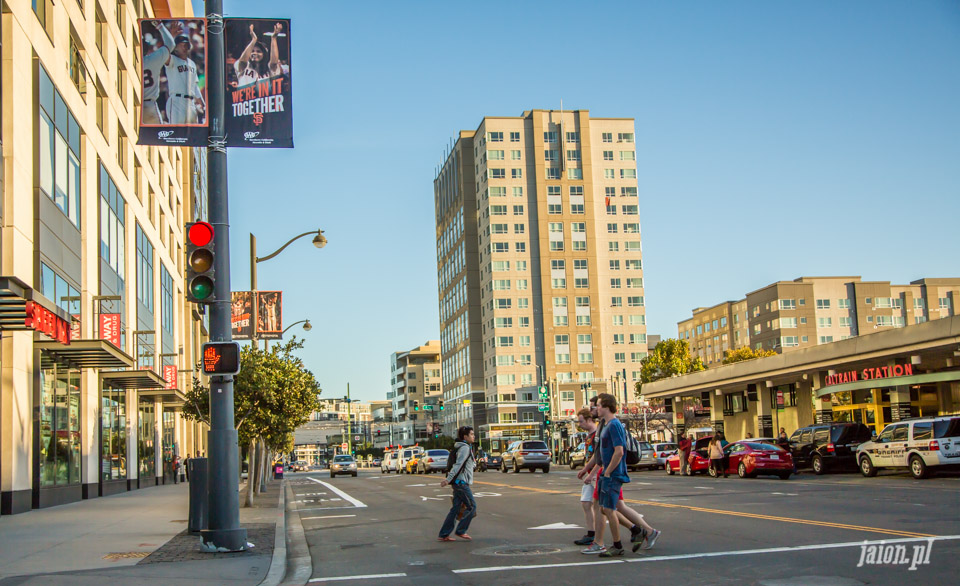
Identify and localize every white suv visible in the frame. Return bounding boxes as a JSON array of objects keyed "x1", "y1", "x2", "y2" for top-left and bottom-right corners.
[
  {"x1": 857, "y1": 416, "x2": 960, "y2": 479},
  {"x1": 381, "y1": 450, "x2": 400, "y2": 474}
]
